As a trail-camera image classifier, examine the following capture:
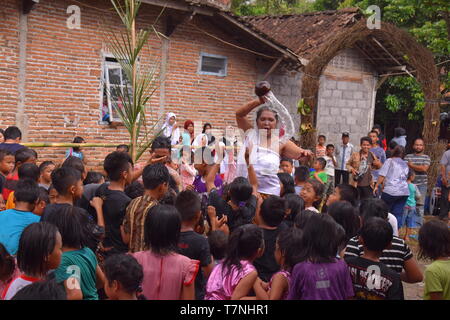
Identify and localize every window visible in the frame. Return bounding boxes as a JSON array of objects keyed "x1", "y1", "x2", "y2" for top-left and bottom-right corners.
[
  {"x1": 101, "y1": 56, "x2": 132, "y2": 123},
  {"x1": 198, "y1": 52, "x2": 227, "y2": 76}
]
